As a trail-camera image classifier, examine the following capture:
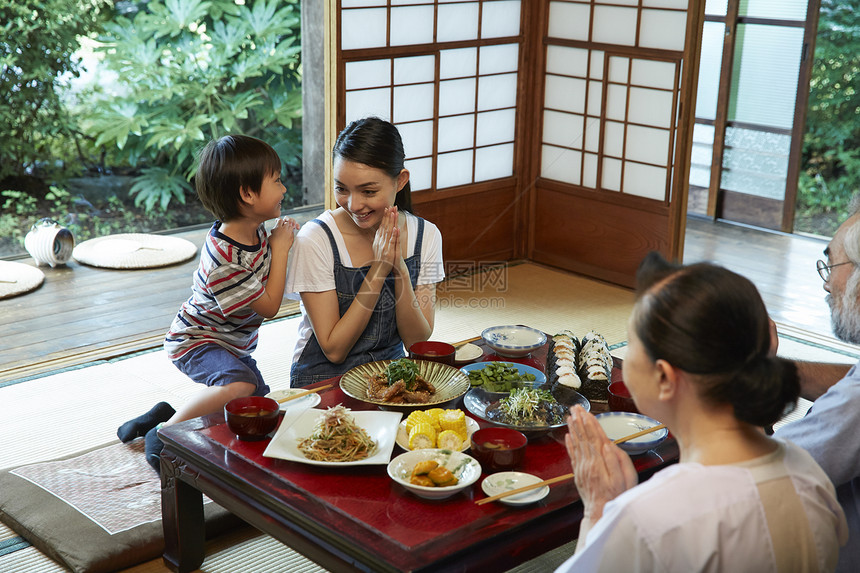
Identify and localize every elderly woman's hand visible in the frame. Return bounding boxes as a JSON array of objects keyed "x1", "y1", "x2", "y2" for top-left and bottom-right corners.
[{"x1": 565, "y1": 405, "x2": 638, "y2": 523}]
